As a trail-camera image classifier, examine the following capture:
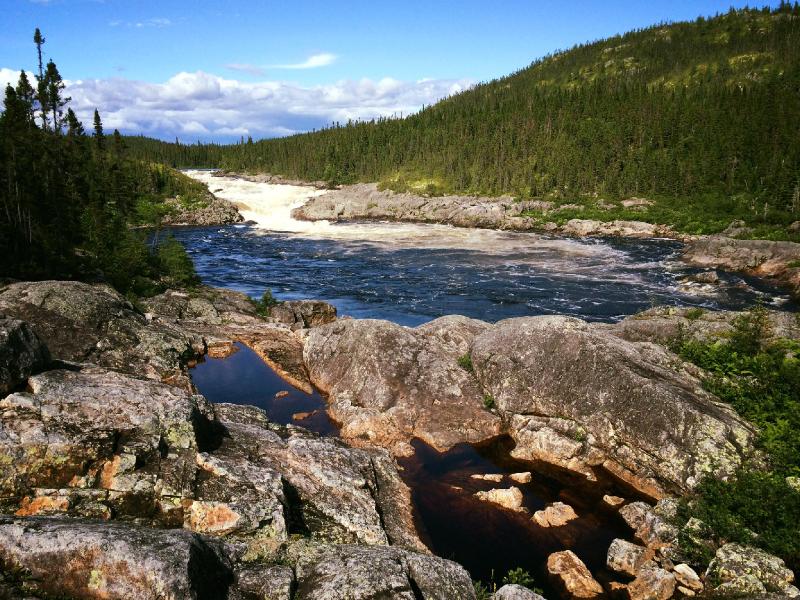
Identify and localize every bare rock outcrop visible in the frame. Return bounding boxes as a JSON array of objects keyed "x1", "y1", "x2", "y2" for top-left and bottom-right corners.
[
  {"x1": 0, "y1": 280, "x2": 205, "y2": 380},
  {"x1": 160, "y1": 191, "x2": 243, "y2": 227},
  {"x1": 292, "y1": 182, "x2": 672, "y2": 239},
  {"x1": 683, "y1": 236, "x2": 800, "y2": 298},
  {"x1": 546, "y1": 550, "x2": 603, "y2": 599},
  {"x1": 471, "y1": 316, "x2": 756, "y2": 497},
  {"x1": 303, "y1": 316, "x2": 502, "y2": 456}
]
